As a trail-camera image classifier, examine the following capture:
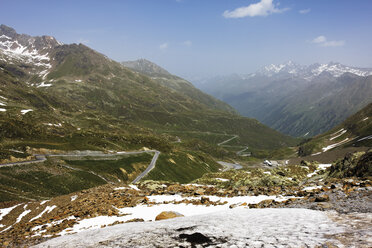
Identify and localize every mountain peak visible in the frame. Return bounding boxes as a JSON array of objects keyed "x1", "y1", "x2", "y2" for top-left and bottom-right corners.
[
  {"x1": 256, "y1": 61, "x2": 372, "y2": 79},
  {"x1": 0, "y1": 24, "x2": 18, "y2": 38},
  {"x1": 121, "y1": 58, "x2": 171, "y2": 76}
]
